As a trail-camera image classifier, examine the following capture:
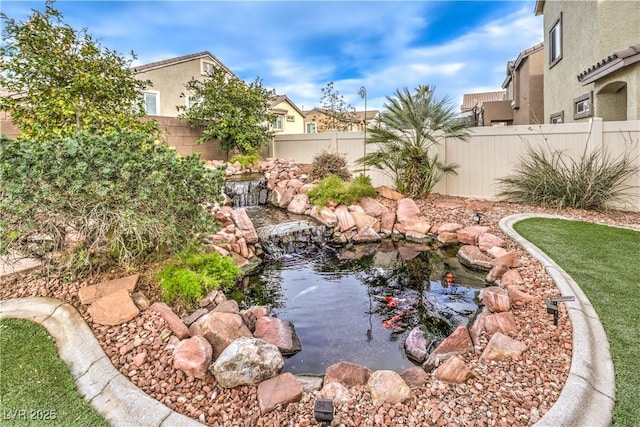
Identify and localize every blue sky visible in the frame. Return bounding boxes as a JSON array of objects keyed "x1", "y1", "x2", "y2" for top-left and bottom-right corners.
[{"x1": 2, "y1": 0, "x2": 543, "y2": 113}]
